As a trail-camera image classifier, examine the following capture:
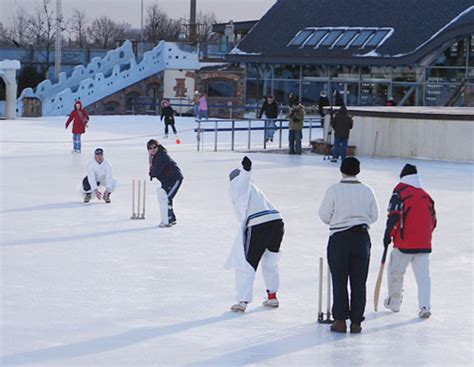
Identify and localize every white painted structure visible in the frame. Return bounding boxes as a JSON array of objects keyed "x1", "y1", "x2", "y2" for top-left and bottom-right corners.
[
  {"x1": 0, "y1": 60, "x2": 21, "y2": 119},
  {"x1": 342, "y1": 107, "x2": 474, "y2": 161},
  {"x1": 18, "y1": 41, "x2": 200, "y2": 116}
]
